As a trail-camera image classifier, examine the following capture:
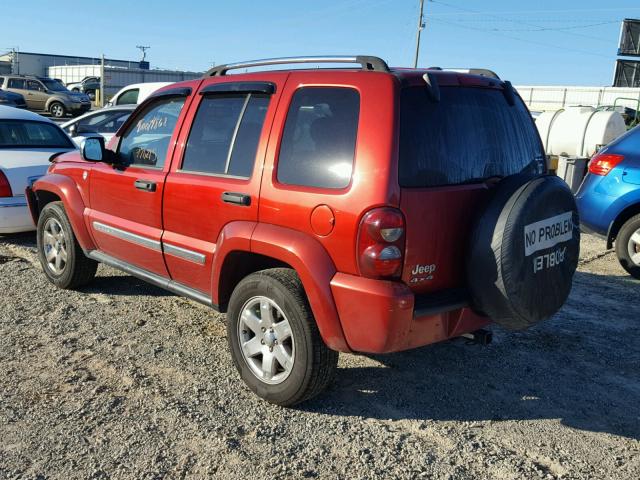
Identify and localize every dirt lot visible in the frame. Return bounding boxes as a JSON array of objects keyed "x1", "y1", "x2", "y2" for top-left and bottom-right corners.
[{"x1": 0, "y1": 233, "x2": 638, "y2": 479}]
